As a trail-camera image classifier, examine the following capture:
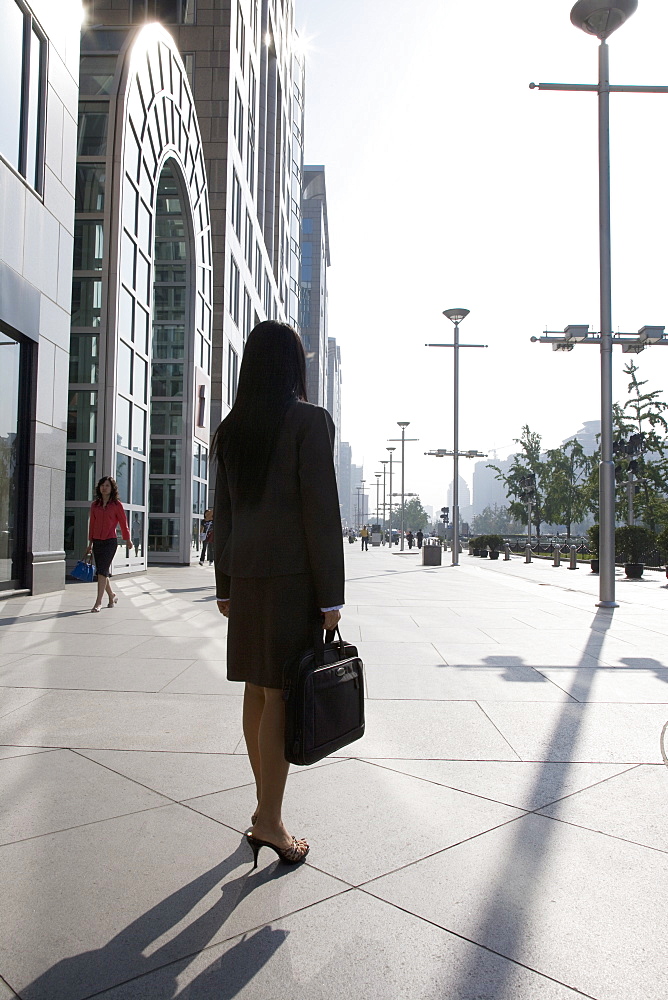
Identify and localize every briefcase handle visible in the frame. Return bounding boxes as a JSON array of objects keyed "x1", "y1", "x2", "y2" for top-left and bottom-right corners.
[{"x1": 314, "y1": 624, "x2": 346, "y2": 665}]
